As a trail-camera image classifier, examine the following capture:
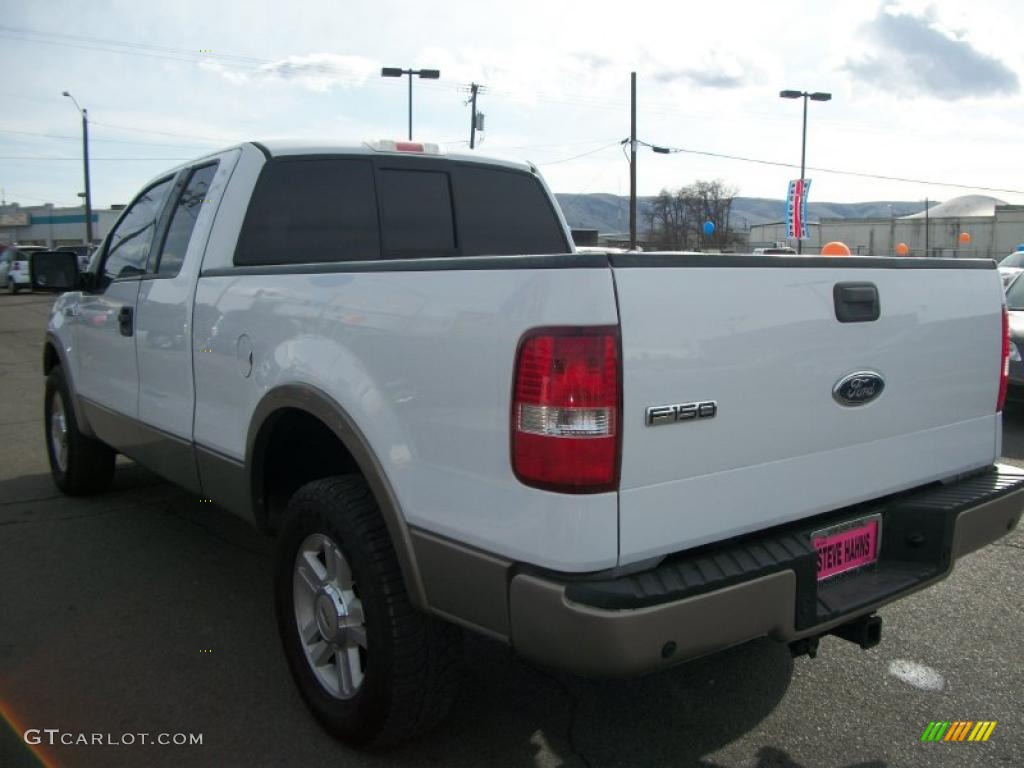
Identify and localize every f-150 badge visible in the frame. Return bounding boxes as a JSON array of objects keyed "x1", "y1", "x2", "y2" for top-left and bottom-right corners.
[
  {"x1": 833, "y1": 371, "x2": 885, "y2": 406},
  {"x1": 645, "y1": 401, "x2": 717, "y2": 426}
]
